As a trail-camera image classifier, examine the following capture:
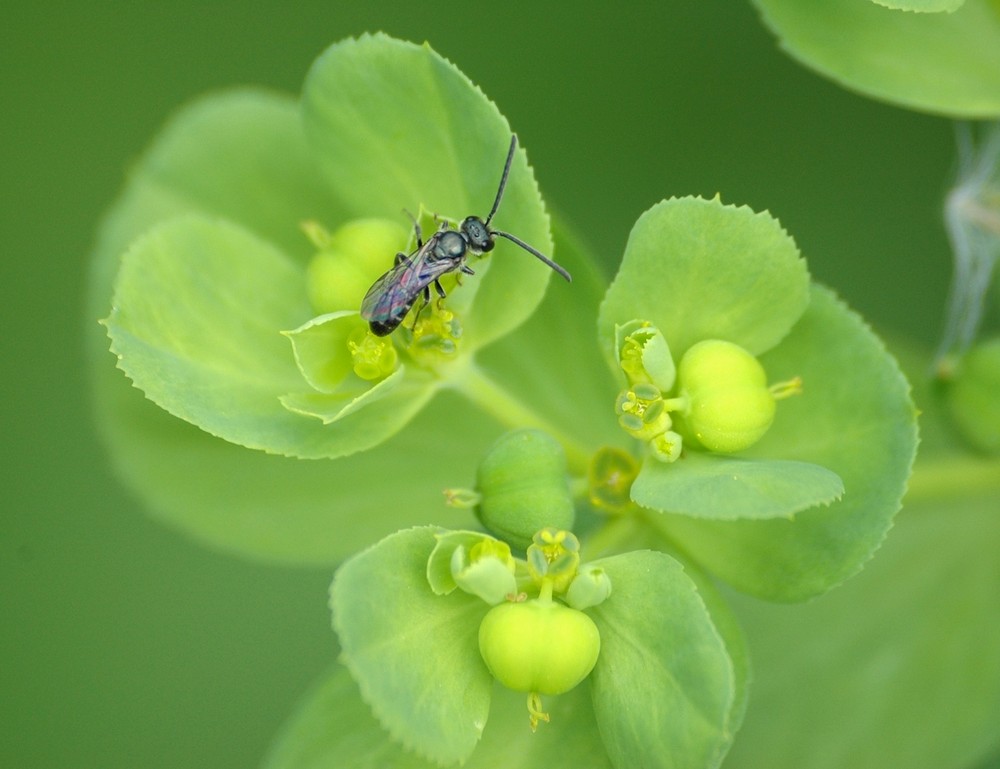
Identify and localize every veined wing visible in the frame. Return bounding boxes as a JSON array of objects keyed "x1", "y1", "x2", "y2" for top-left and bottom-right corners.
[{"x1": 360, "y1": 245, "x2": 456, "y2": 324}]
